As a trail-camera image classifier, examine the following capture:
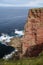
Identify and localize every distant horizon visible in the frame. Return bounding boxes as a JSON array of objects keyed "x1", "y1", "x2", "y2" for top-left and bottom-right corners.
[
  {"x1": 0, "y1": 6, "x2": 43, "y2": 8},
  {"x1": 0, "y1": 0, "x2": 43, "y2": 7}
]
